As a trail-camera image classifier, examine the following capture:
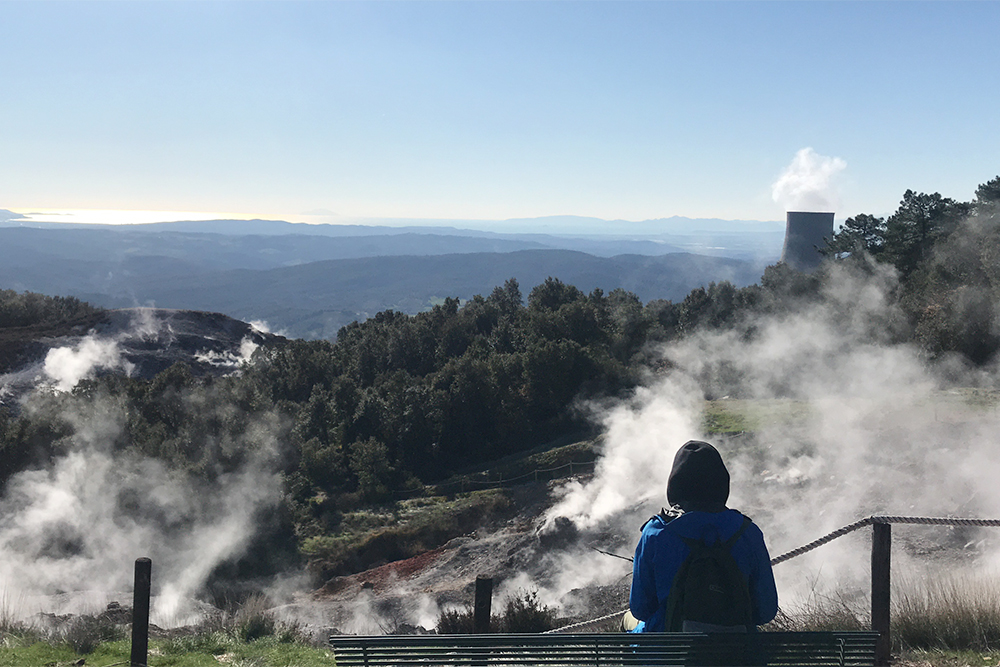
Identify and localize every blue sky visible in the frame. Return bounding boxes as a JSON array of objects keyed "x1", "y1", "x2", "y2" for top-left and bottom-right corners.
[{"x1": 3, "y1": 1, "x2": 998, "y2": 226}]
